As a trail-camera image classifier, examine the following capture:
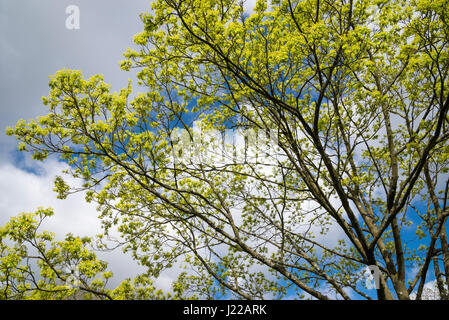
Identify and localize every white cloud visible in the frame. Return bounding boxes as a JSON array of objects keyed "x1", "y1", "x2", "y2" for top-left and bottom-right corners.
[
  {"x1": 410, "y1": 280, "x2": 444, "y2": 300},
  {"x1": 0, "y1": 159, "x2": 100, "y2": 236},
  {"x1": 0, "y1": 157, "x2": 151, "y2": 288}
]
